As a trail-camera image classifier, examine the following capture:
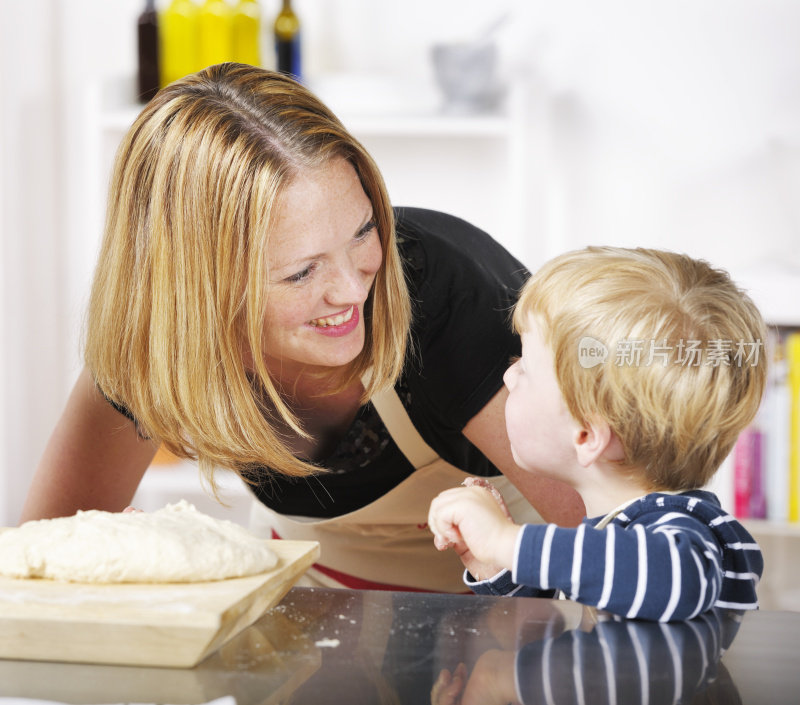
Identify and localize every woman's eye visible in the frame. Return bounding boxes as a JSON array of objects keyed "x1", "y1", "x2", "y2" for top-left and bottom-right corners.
[
  {"x1": 285, "y1": 264, "x2": 315, "y2": 284},
  {"x1": 355, "y1": 219, "x2": 376, "y2": 241}
]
